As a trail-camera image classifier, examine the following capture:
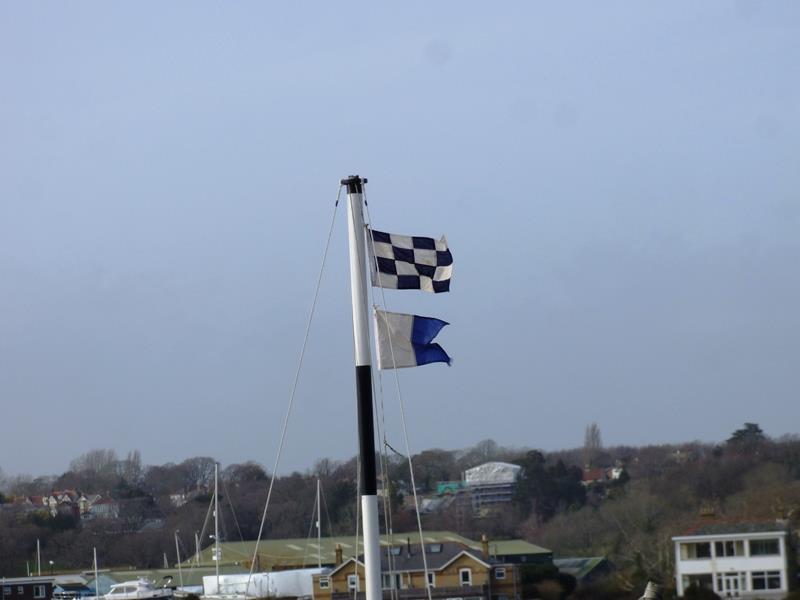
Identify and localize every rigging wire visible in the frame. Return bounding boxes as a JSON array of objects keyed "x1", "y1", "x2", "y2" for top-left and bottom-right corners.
[
  {"x1": 189, "y1": 490, "x2": 215, "y2": 570},
  {"x1": 220, "y1": 476, "x2": 246, "y2": 543},
  {"x1": 352, "y1": 453, "x2": 361, "y2": 600},
  {"x1": 319, "y1": 482, "x2": 335, "y2": 538},
  {"x1": 363, "y1": 192, "x2": 434, "y2": 600},
  {"x1": 246, "y1": 184, "x2": 343, "y2": 591},
  {"x1": 301, "y1": 490, "x2": 319, "y2": 568},
  {"x1": 361, "y1": 209, "x2": 399, "y2": 600}
]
